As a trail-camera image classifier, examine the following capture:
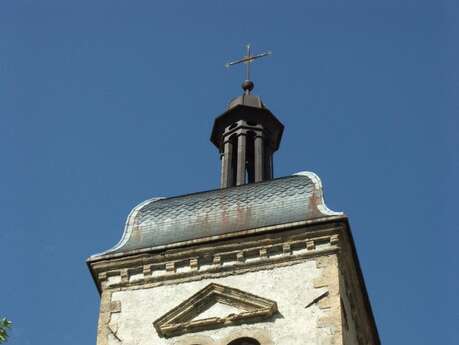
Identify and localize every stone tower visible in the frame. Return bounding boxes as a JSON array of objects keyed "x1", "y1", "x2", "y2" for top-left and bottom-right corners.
[{"x1": 87, "y1": 73, "x2": 380, "y2": 345}]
